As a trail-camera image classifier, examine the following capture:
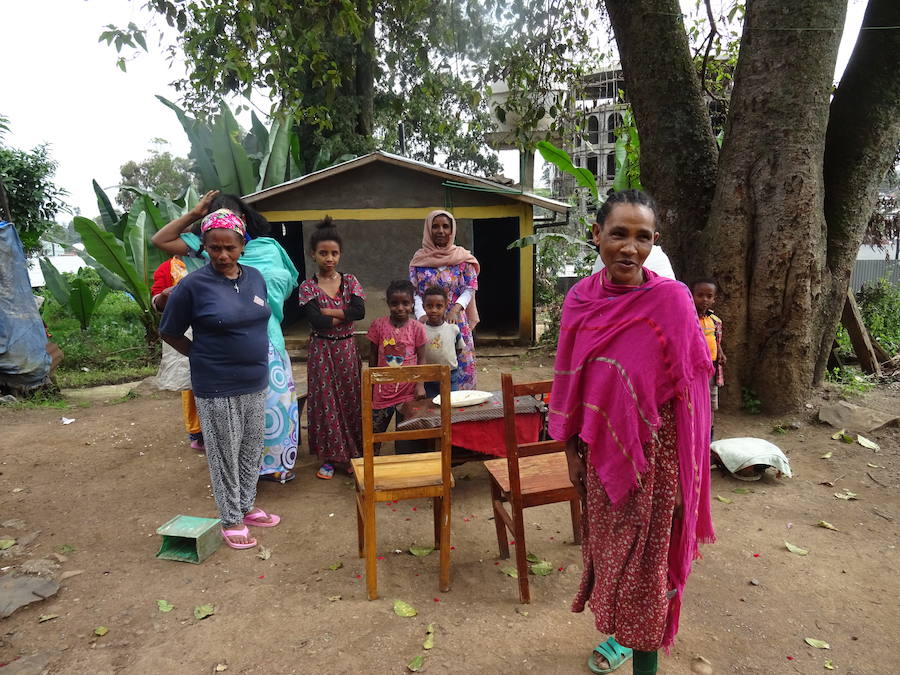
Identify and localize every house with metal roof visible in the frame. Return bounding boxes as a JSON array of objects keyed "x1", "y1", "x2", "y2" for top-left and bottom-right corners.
[{"x1": 245, "y1": 151, "x2": 569, "y2": 345}]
